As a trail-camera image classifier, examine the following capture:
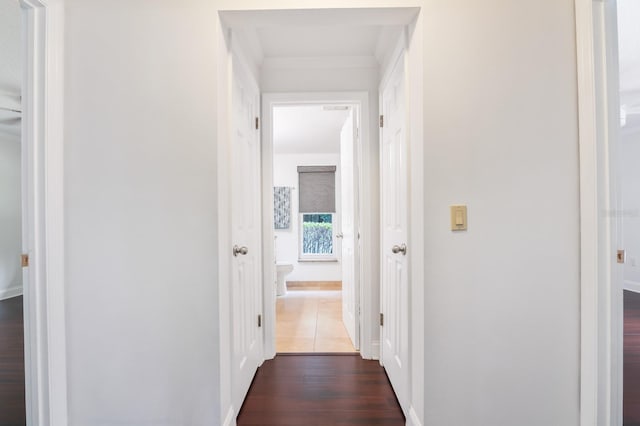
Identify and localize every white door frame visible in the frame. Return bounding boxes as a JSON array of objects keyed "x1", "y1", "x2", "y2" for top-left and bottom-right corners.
[
  {"x1": 575, "y1": 0, "x2": 623, "y2": 424},
  {"x1": 220, "y1": 8, "x2": 425, "y2": 425},
  {"x1": 19, "y1": 0, "x2": 67, "y2": 425},
  {"x1": 260, "y1": 92, "x2": 374, "y2": 359}
]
